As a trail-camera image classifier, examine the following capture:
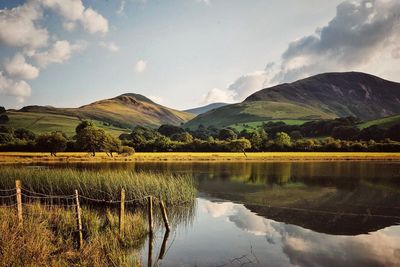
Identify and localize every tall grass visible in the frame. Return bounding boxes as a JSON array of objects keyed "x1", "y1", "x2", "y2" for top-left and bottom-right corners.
[
  {"x1": 0, "y1": 204, "x2": 146, "y2": 266},
  {"x1": 0, "y1": 167, "x2": 196, "y2": 205}
]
